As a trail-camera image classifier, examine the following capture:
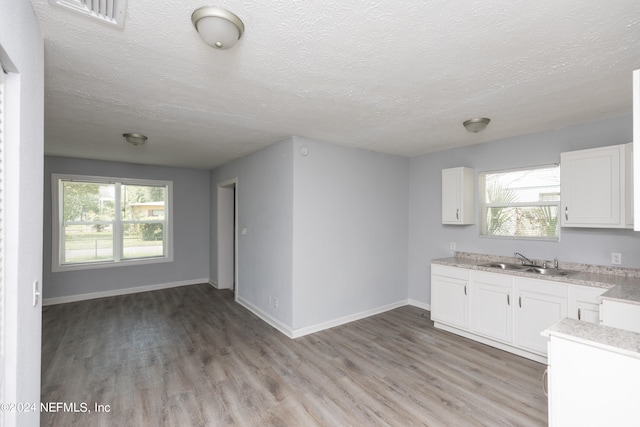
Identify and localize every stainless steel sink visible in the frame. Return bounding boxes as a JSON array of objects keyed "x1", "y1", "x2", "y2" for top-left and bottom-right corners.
[
  {"x1": 480, "y1": 262, "x2": 573, "y2": 276},
  {"x1": 523, "y1": 266, "x2": 572, "y2": 276},
  {"x1": 480, "y1": 262, "x2": 528, "y2": 271}
]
